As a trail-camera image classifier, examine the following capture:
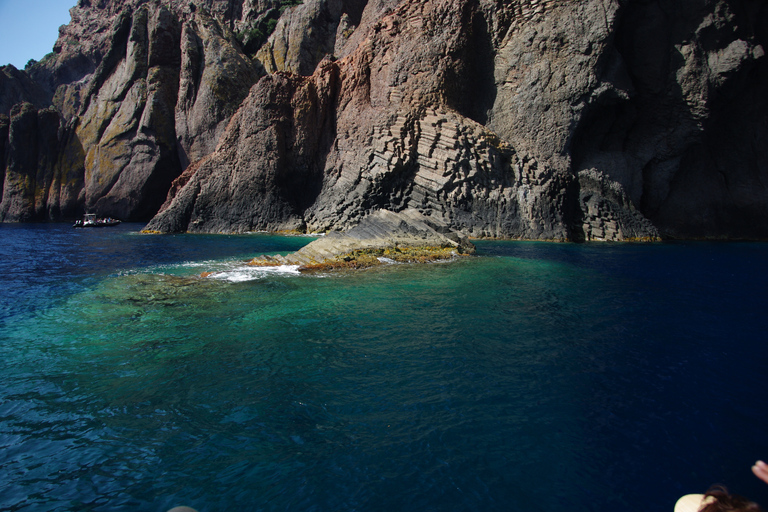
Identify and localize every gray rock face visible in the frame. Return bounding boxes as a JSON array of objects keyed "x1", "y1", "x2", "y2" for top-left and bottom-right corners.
[
  {"x1": 577, "y1": 169, "x2": 660, "y2": 242},
  {"x1": 1, "y1": 0, "x2": 276, "y2": 222},
  {"x1": 175, "y1": 9, "x2": 261, "y2": 168},
  {"x1": 256, "y1": 0, "x2": 368, "y2": 75},
  {"x1": 0, "y1": 66, "x2": 52, "y2": 116},
  {"x1": 146, "y1": 64, "x2": 338, "y2": 233},
  {"x1": 72, "y1": 6, "x2": 184, "y2": 220},
  {"x1": 0, "y1": 103, "x2": 84, "y2": 222},
  {"x1": 570, "y1": 0, "x2": 768, "y2": 239},
  {"x1": 1, "y1": 0, "x2": 767, "y2": 240}
]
